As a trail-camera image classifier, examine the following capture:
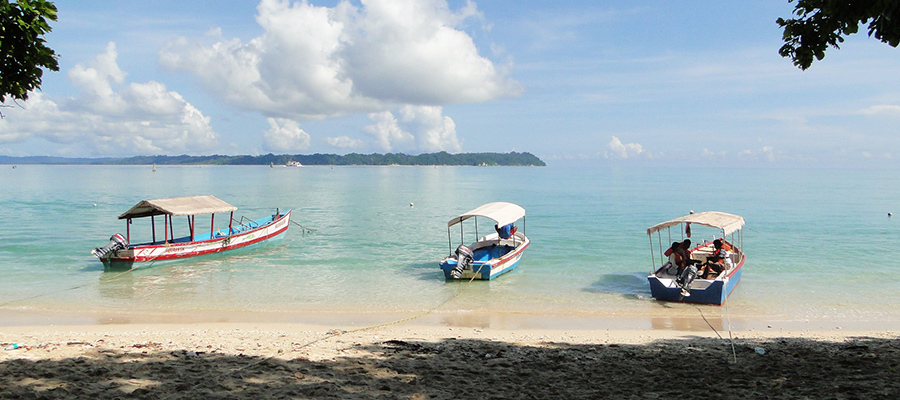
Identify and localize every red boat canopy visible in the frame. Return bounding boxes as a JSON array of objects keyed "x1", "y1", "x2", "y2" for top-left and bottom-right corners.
[{"x1": 118, "y1": 195, "x2": 238, "y2": 219}]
